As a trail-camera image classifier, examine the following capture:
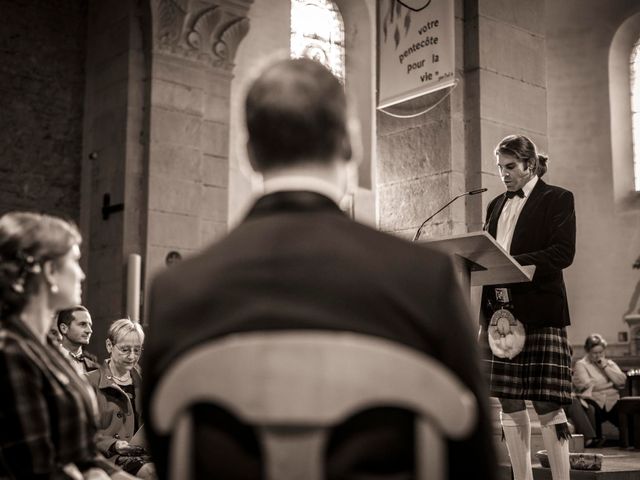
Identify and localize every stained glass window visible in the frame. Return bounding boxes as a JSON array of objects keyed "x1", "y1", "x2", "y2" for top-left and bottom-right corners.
[
  {"x1": 630, "y1": 39, "x2": 640, "y2": 191},
  {"x1": 290, "y1": 0, "x2": 345, "y2": 84}
]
